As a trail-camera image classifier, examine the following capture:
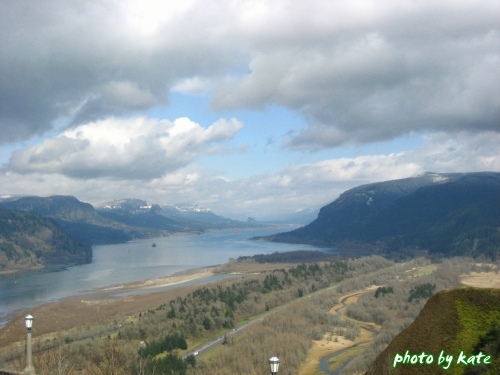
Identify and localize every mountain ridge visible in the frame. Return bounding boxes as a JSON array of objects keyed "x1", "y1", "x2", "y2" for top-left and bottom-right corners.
[{"x1": 262, "y1": 172, "x2": 500, "y2": 259}]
